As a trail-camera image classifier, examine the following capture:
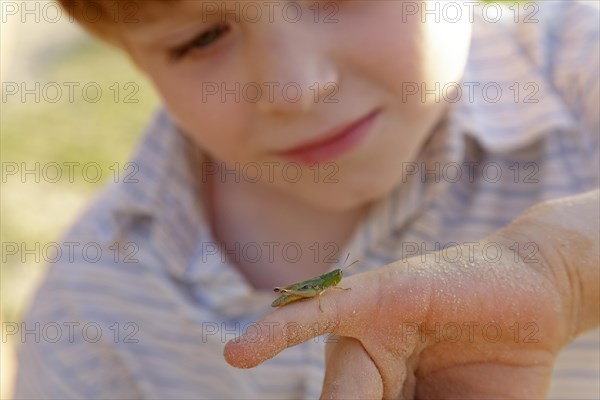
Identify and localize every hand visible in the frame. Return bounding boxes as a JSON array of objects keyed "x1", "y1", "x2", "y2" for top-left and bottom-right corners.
[{"x1": 224, "y1": 190, "x2": 599, "y2": 399}]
